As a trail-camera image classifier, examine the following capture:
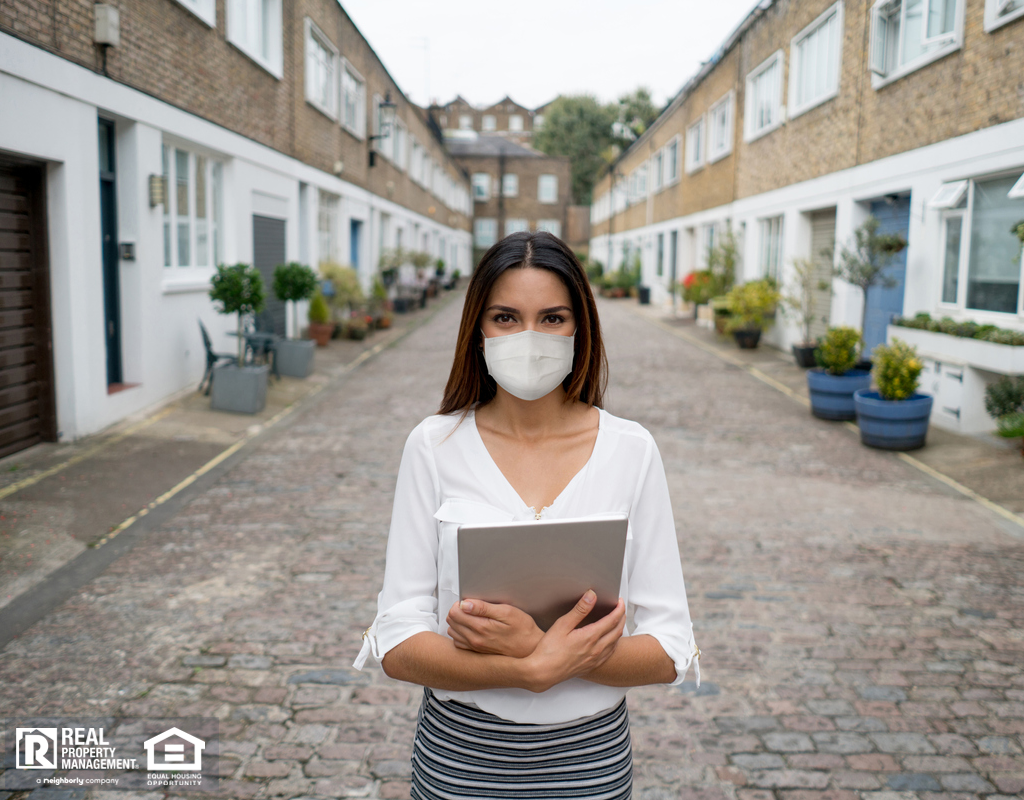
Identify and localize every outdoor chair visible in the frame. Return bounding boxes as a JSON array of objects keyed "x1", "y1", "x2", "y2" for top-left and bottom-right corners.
[{"x1": 199, "y1": 319, "x2": 237, "y2": 395}]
